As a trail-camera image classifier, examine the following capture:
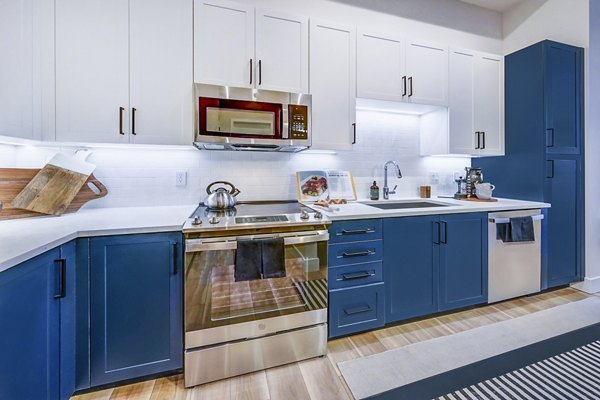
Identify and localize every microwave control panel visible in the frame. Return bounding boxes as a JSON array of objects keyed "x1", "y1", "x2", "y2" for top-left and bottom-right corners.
[{"x1": 288, "y1": 105, "x2": 308, "y2": 140}]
